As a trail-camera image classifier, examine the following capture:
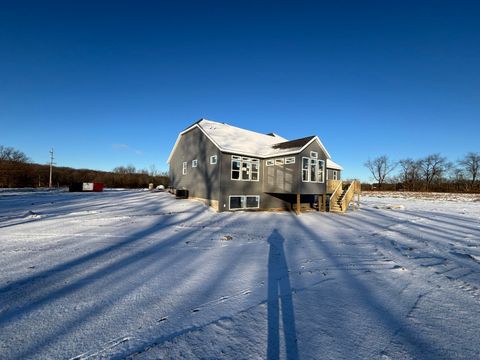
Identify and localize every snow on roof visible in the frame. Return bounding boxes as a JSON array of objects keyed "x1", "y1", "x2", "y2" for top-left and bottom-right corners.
[
  {"x1": 197, "y1": 119, "x2": 289, "y2": 156},
  {"x1": 167, "y1": 118, "x2": 338, "y2": 164},
  {"x1": 326, "y1": 159, "x2": 343, "y2": 170}
]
